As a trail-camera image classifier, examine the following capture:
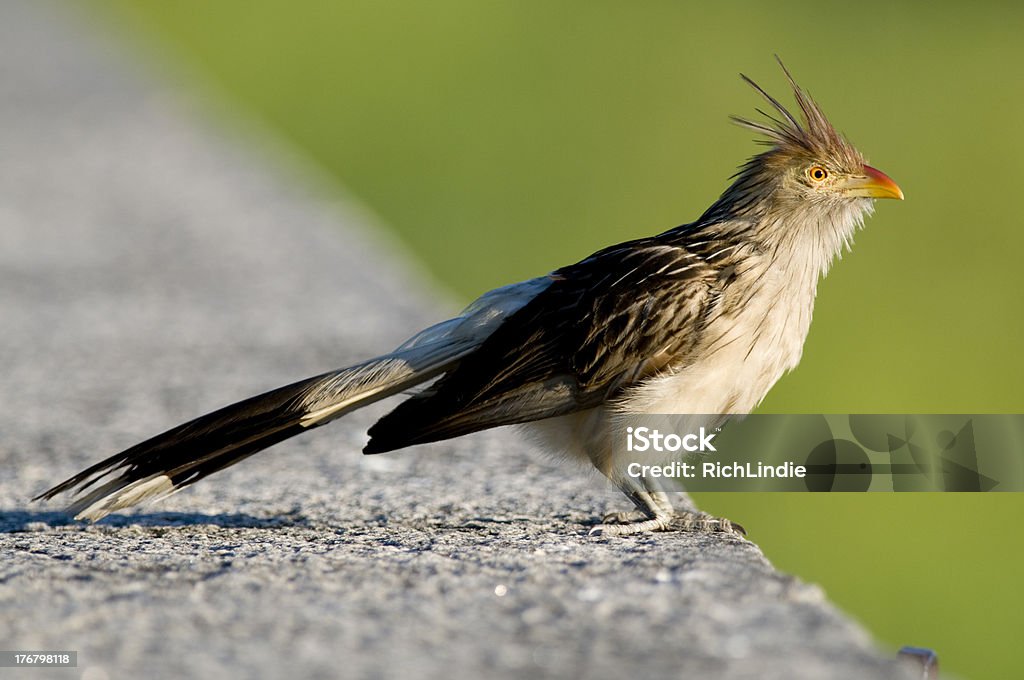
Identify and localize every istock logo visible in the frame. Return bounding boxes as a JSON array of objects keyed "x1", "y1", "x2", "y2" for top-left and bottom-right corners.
[{"x1": 625, "y1": 426, "x2": 717, "y2": 453}]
